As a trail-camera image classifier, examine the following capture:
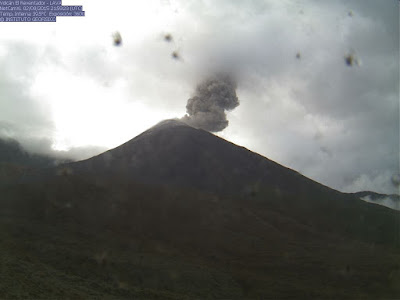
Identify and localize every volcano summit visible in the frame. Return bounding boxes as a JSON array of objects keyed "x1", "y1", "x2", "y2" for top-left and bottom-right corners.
[{"x1": 0, "y1": 119, "x2": 399, "y2": 299}]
